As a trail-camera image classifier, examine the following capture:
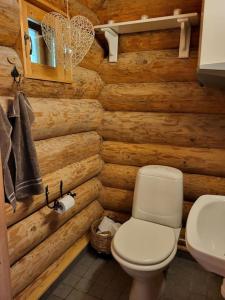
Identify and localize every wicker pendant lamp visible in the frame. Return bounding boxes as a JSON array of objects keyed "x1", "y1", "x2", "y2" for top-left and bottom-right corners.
[{"x1": 41, "y1": 0, "x2": 95, "y2": 71}]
